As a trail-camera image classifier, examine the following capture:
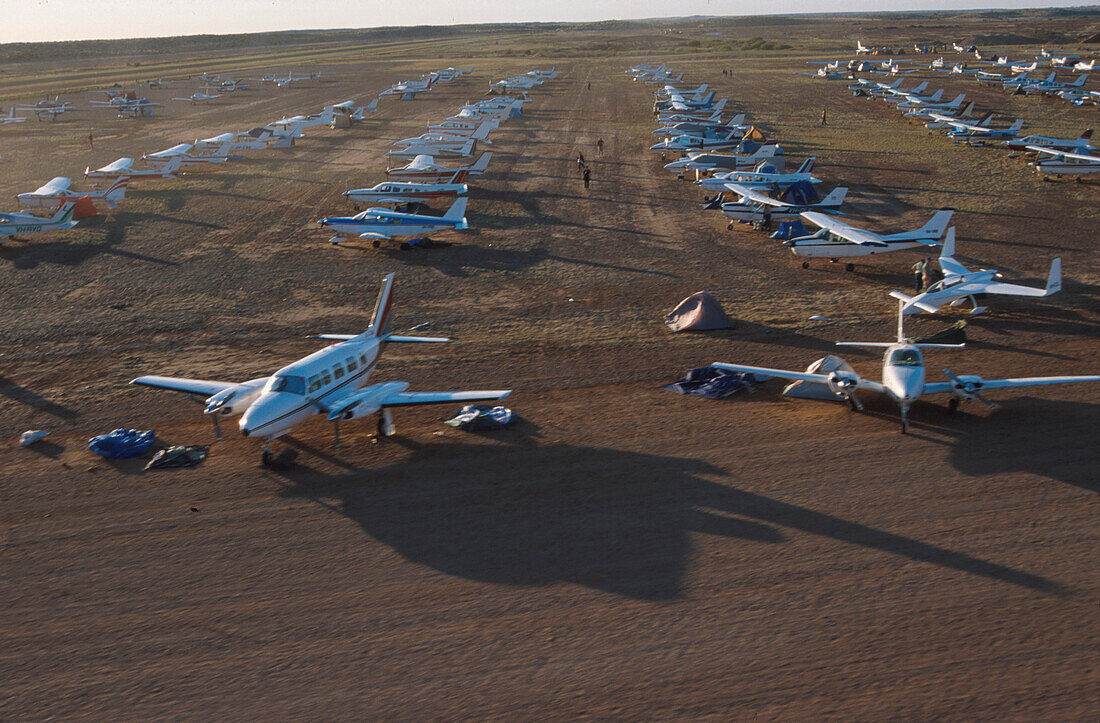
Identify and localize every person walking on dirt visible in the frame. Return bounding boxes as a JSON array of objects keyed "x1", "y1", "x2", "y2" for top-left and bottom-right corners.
[
  {"x1": 596, "y1": 137, "x2": 604, "y2": 155},
  {"x1": 586, "y1": 80, "x2": 591, "y2": 90},
  {"x1": 761, "y1": 206, "x2": 772, "y2": 232},
  {"x1": 577, "y1": 152, "x2": 585, "y2": 169},
  {"x1": 912, "y1": 258, "x2": 929, "y2": 292},
  {"x1": 820, "y1": 108, "x2": 827, "y2": 126},
  {"x1": 87, "y1": 133, "x2": 94, "y2": 149},
  {"x1": 583, "y1": 166, "x2": 591, "y2": 190}
]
